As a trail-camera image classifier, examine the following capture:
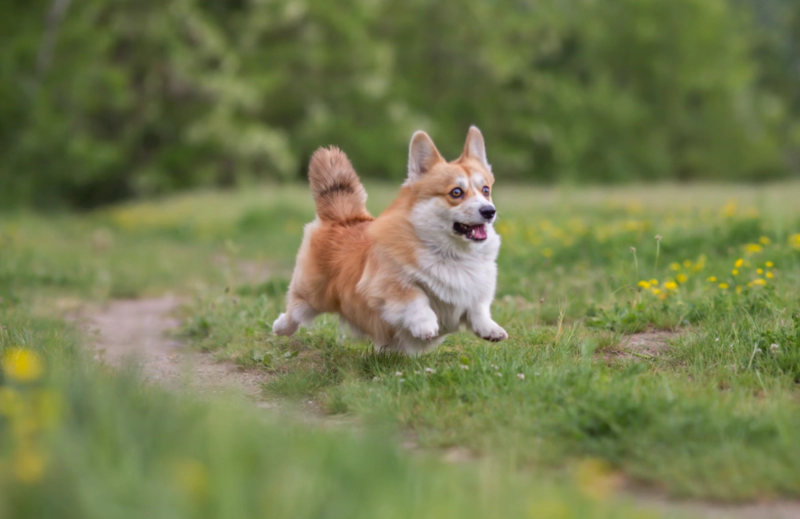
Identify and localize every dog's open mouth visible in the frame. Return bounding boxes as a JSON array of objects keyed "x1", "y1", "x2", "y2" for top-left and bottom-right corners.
[{"x1": 453, "y1": 222, "x2": 487, "y2": 241}]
